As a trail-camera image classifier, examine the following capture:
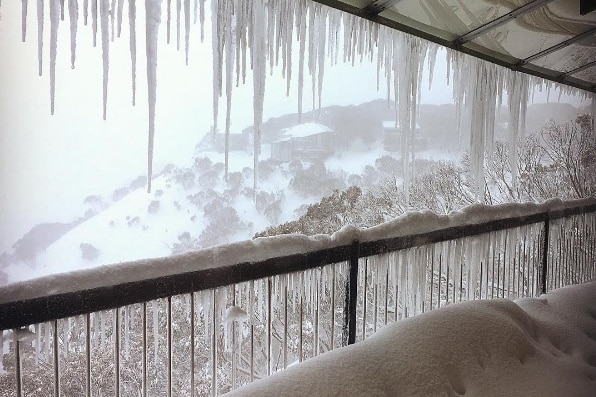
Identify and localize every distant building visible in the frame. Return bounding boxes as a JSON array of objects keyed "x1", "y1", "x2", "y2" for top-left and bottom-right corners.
[
  {"x1": 271, "y1": 122, "x2": 335, "y2": 163},
  {"x1": 382, "y1": 120, "x2": 425, "y2": 152}
]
